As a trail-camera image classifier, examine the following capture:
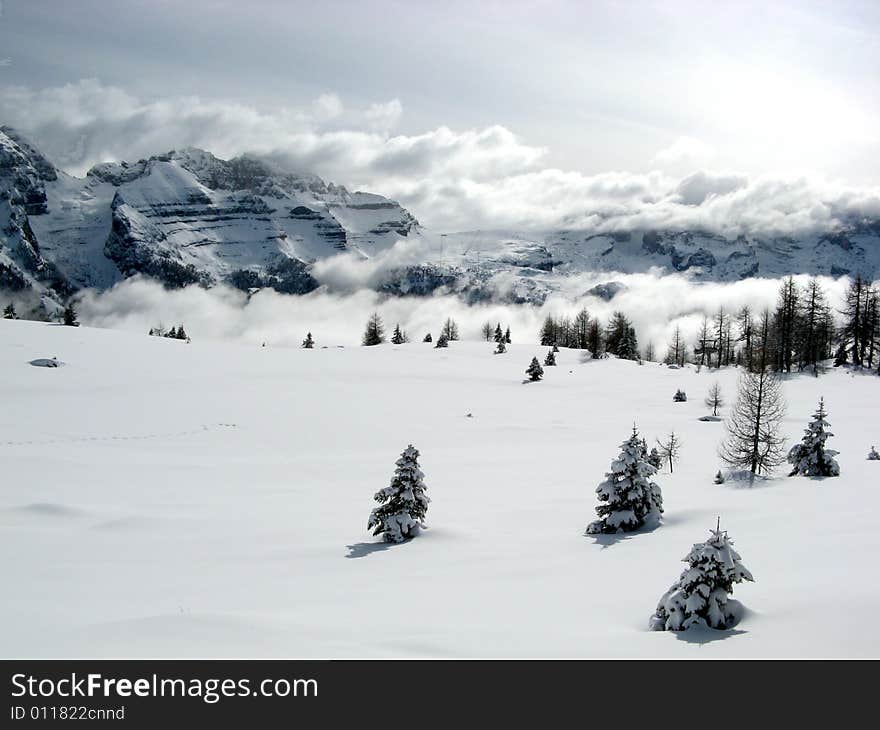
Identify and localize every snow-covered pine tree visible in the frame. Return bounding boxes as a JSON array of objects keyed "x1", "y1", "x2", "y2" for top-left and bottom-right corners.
[
  {"x1": 166, "y1": 326, "x2": 178, "y2": 339},
  {"x1": 176, "y1": 325, "x2": 188, "y2": 340},
  {"x1": 493, "y1": 323, "x2": 504, "y2": 343},
  {"x1": 391, "y1": 323, "x2": 406, "y2": 345},
  {"x1": 787, "y1": 397, "x2": 840, "y2": 477},
  {"x1": 540, "y1": 315, "x2": 558, "y2": 346},
  {"x1": 62, "y1": 303, "x2": 79, "y2": 327},
  {"x1": 586, "y1": 426, "x2": 664, "y2": 534},
  {"x1": 302, "y1": 332, "x2": 314, "y2": 348},
  {"x1": 544, "y1": 348, "x2": 557, "y2": 366},
  {"x1": 362, "y1": 312, "x2": 385, "y2": 346},
  {"x1": 647, "y1": 447, "x2": 663, "y2": 470},
  {"x1": 714, "y1": 470, "x2": 725, "y2": 484},
  {"x1": 504, "y1": 326, "x2": 512, "y2": 344},
  {"x1": 868, "y1": 446, "x2": 880, "y2": 461},
  {"x1": 3, "y1": 302, "x2": 17, "y2": 319},
  {"x1": 494, "y1": 339, "x2": 506, "y2": 354},
  {"x1": 423, "y1": 333, "x2": 432, "y2": 343},
  {"x1": 552, "y1": 344, "x2": 560, "y2": 353},
  {"x1": 435, "y1": 333, "x2": 449, "y2": 348},
  {"x1": 649, "y1": 522, "x2": 754, "y2": 631},
  {"x1": 367, "y1": 445, "x2": 430, "y2": 543},
  {"x1": 618, "y1": 326, "x2": 639, "y2": 361},
  {"x1": 526, "y1": 356, "x2": 544, "y2": 381},
  {"x1": 673, "y1": 389, "x2": 687, "y2": 402}
]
